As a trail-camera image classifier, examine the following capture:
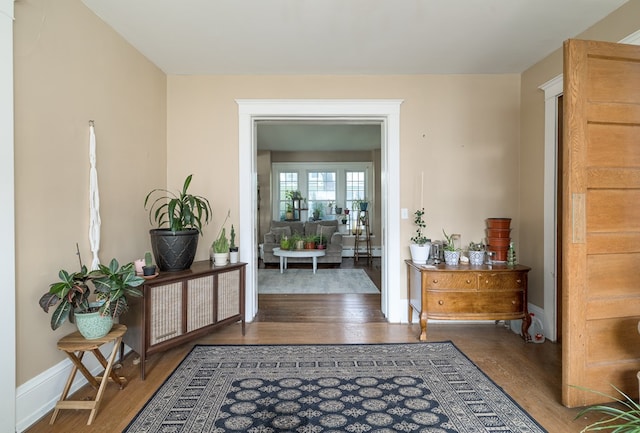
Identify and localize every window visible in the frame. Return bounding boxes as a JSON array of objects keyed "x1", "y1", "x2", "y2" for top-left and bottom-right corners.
[
  {"x1": 272, "y1": 162, "x2": 373, "y2": 224},
  {"x1": 307, "y1": 171, "x2": 336, "y2": 219},
  {"x1": 278, "y1": 172, "x2": 298, "y2": 217},
  {"x1": 345, "y1": 171, "x2": 366, "y2": 211}
]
